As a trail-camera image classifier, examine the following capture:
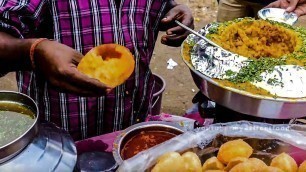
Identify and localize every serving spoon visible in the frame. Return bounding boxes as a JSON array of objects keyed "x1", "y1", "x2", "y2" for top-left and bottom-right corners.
[{"x1": 174, "y1": 20, "x2": 222, "y2": 49}]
